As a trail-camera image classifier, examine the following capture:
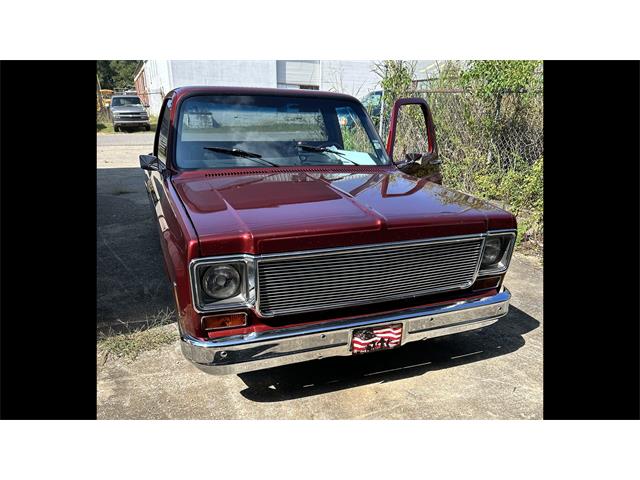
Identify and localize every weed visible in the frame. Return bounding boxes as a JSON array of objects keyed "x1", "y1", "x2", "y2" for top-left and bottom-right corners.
[{"x1": 97, "y1": 307, "x2": 177, "y2": 361}]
